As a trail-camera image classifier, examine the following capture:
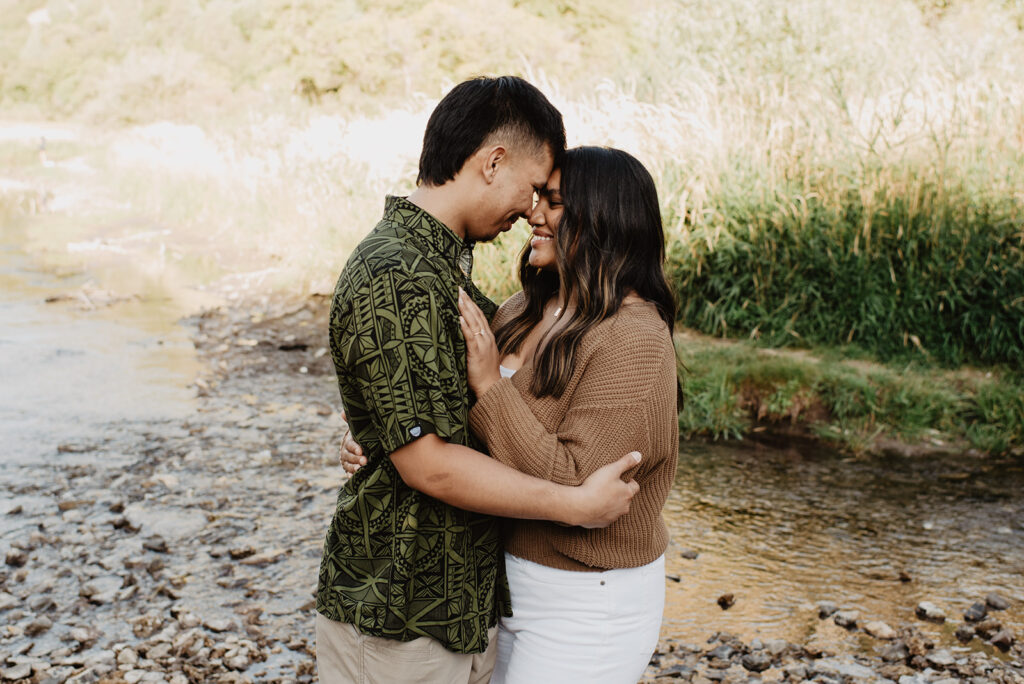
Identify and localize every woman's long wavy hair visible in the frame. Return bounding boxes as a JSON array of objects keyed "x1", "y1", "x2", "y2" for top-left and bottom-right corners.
[{"x1": 493, "y1": 146, "x2": 679, "y2": 401}]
